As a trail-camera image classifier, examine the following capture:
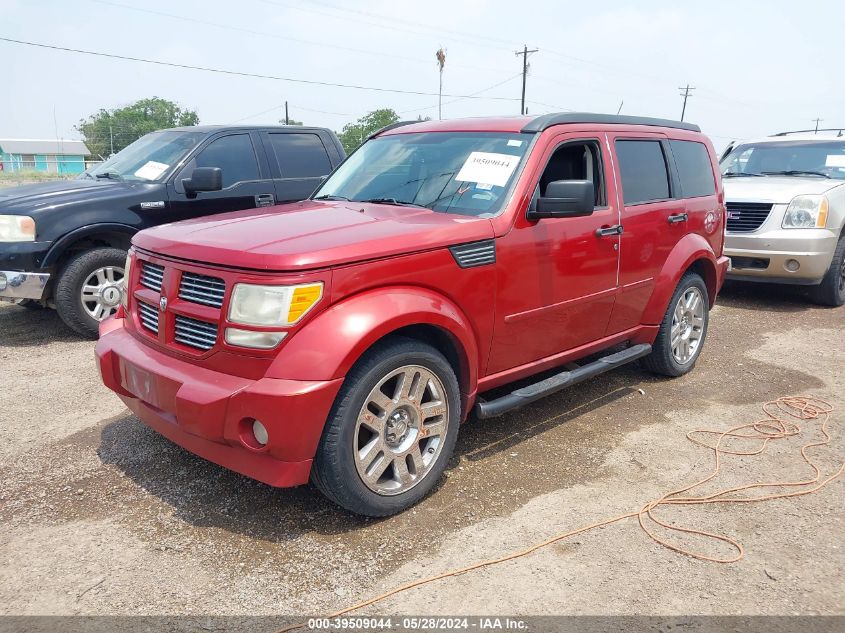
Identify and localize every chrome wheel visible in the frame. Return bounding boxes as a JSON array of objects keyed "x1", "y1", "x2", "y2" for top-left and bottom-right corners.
[
  {"x1": 80, "y1": 265, "x2": 124, "y2": 321},
  {"x1": 354, "y1": 365, "x2": 450, "y2": 496},
  {"x1": 671, "y1": 286, "x2": 705, "y2": 365}
]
